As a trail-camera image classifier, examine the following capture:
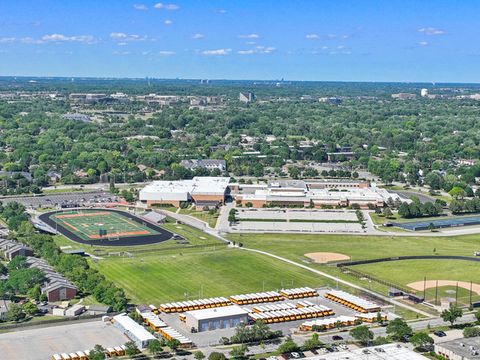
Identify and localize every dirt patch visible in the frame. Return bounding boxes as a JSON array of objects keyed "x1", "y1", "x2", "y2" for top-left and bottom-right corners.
[
  {"x1": 407, "y1": 280, "x2": 480, "y2": 295},
  {"x1": 305, "y1": 252, "x2": 350, "y2": 264}
]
